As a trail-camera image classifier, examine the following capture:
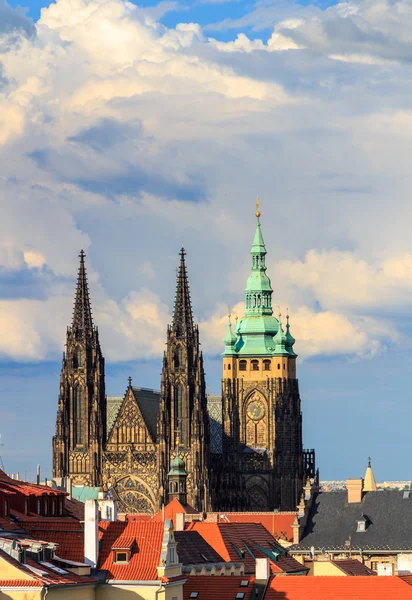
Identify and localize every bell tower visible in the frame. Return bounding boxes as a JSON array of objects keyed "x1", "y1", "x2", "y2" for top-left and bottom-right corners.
[
  {"x1": 218, "y1": 203, "x2": 305, "y2": 511},
  {"x1": 52, "y1": 250, "x2": 106, "y2": 486},
  {"x1": 157, "y1": 249, "x2": 210, "y2": 511}
]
